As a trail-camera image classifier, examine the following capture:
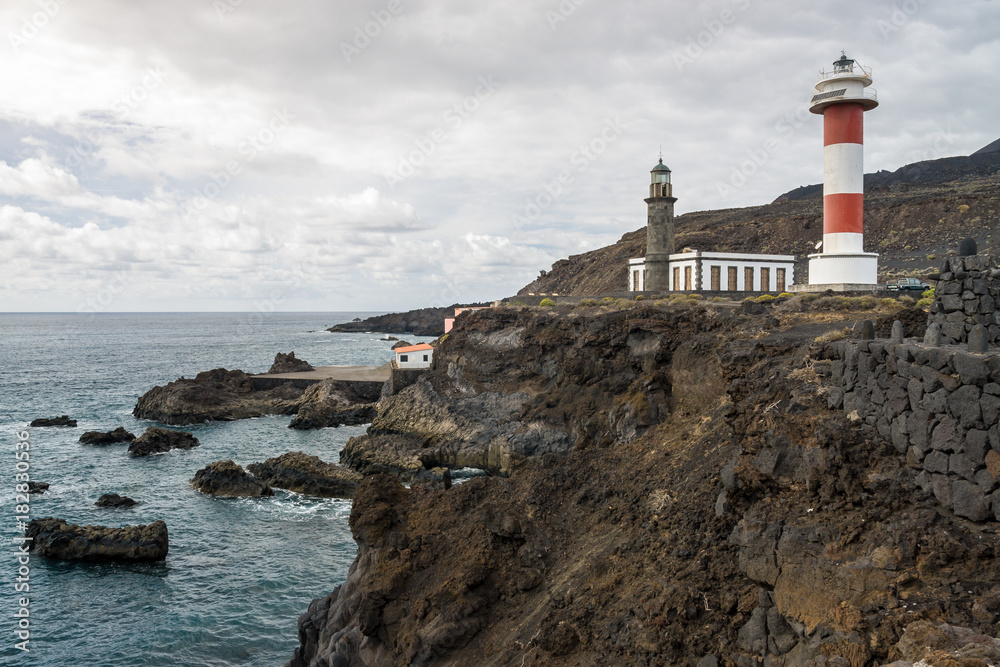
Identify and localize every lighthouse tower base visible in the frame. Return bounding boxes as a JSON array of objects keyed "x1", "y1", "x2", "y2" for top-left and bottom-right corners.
[{"x1": 790, "y1": 252, "x2": 879, "y2": 292}]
